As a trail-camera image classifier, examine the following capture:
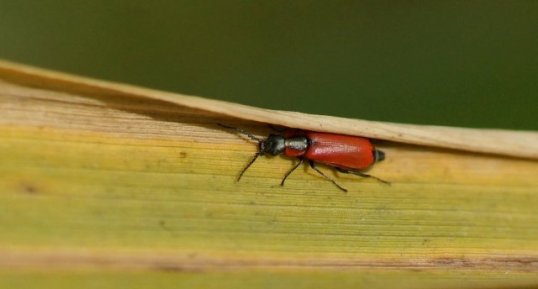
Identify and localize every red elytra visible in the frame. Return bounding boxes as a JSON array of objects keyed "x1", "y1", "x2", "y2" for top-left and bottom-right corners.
[
  {"x1": 219, "y1": 124, "x2": 388, "y2": 192},
  {"x1": 283, "y1": 130, "x2": 377, "y2": 170}
]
